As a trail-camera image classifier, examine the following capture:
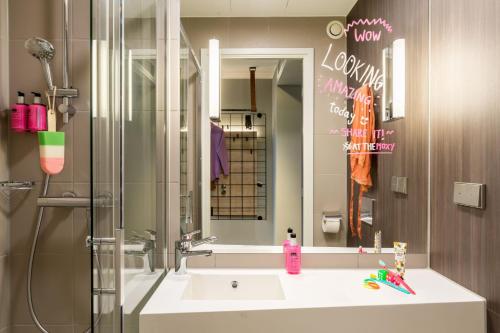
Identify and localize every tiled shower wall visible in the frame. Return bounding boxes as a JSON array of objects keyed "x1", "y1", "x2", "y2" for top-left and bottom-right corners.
[
  {"x1": 1, "y1": 1, "x2": 10, "y2": 332},
  {"x1": 7, "y1": 0, "x2": 91, "y2": 332}
]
